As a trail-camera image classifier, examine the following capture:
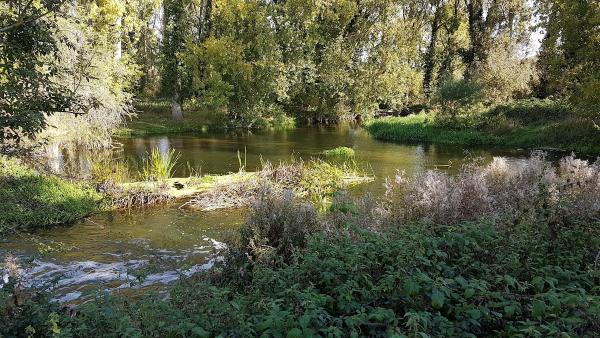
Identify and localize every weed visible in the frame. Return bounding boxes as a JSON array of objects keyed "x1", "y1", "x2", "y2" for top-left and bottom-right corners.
[{"x1": 141, "y1": 147, "x2": 181, "y2": 182}]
